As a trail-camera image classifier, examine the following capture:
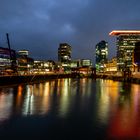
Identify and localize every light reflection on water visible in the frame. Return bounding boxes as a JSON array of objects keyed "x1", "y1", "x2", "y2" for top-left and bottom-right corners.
[
  {"x1": 0, "y1": 90, "x2": 13, "y2": 121},
  {"x1": 96, "y1": 80, "x2": 119, "y2": 125},
  {"x1": 0, "y1": 79, "x2": 140, "y2": 139}
]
